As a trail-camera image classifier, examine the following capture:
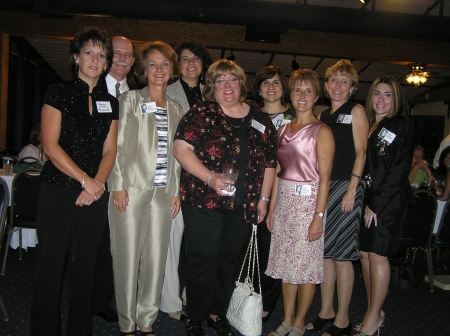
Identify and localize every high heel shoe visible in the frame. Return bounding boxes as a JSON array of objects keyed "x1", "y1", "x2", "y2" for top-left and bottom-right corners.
[
  {"x1": 355, "y1": 316, "x2": 385, "y2": 332},
  {"x1": 305, "y1": 316, "x2": 335, "y2": 331},
  {"x1": 120, "y1": 331, "x2": 136, "y2": 336},
  {"x1": 140, "y1": 331, "x2": 156, "y2": 336},
  {"x1": 356, "y1": 328, "x2": 380, "y2": 336}
]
